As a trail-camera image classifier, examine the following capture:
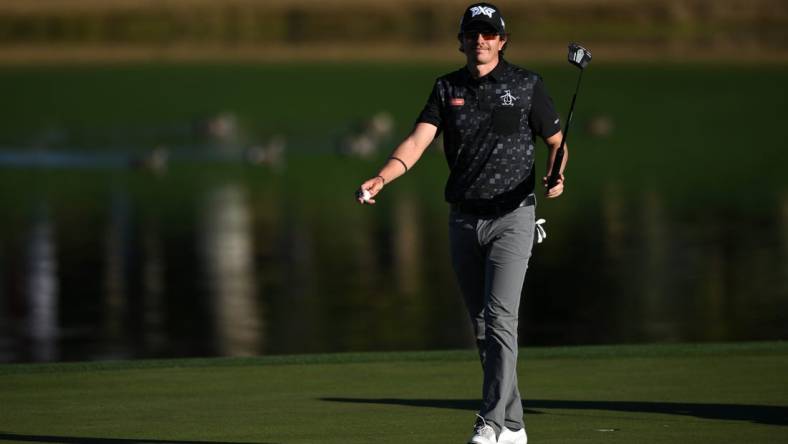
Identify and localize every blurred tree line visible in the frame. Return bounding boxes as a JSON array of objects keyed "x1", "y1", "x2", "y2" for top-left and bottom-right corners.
[{"x1": 0, "y1": 0, "x2": 786, "y2": 61}]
